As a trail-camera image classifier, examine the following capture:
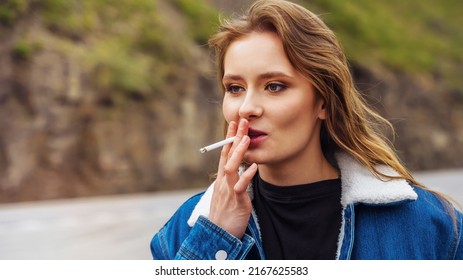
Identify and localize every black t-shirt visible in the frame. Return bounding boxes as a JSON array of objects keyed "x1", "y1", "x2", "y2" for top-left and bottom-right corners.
[{"x1": 252, "y1": 174, "x2": 342, "y2": 260}]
